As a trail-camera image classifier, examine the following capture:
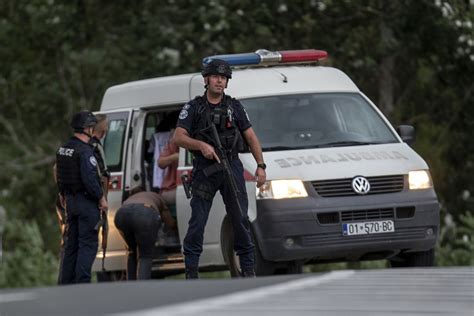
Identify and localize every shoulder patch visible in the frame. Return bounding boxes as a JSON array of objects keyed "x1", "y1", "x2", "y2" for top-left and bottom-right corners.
[
  {"x1": 89, "y1": 156, "x2": 98, "y2": 167},
  {"x1": 243, "y1": 108, "x2": 250, "y2": 121},
  {"x1": 179, "y1": 109, "x2": 188, "y2": 120}
]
